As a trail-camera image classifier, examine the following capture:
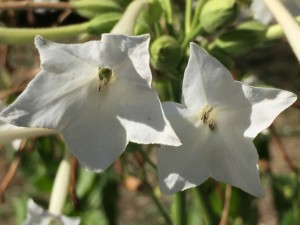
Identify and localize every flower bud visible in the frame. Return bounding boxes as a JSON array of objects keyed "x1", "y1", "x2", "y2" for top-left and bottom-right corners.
[
  {"x1": 209, "y1": 21, "x2": 267, "y2": 56},
  {"x1": 150, "y1": 36, "x2": 181, "y2": 71},
  {"x1": 200, "y1": 0, "x2": 238, "y2": 33}
]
